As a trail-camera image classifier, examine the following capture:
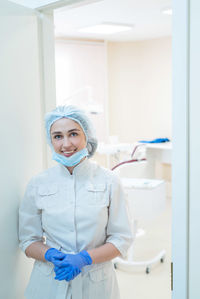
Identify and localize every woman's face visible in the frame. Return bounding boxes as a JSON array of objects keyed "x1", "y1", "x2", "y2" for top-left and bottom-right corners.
[{"x1": 50, "y1": 118, "x2": 87, "y2": 158}]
